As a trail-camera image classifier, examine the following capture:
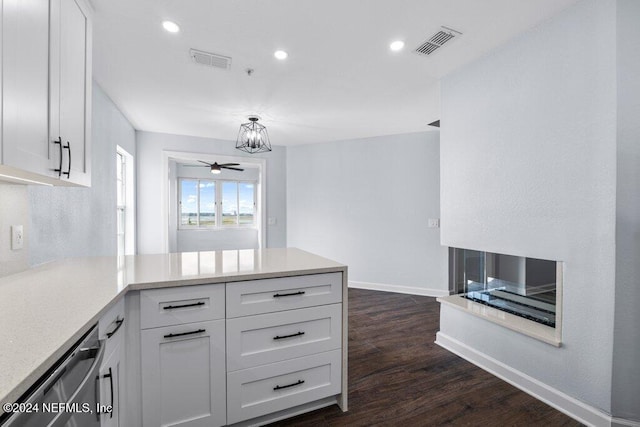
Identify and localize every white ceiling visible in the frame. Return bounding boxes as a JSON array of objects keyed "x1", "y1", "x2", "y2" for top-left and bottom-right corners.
[{"x1": 91, "y1": 0, "x2": 578, "y2": 146}]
